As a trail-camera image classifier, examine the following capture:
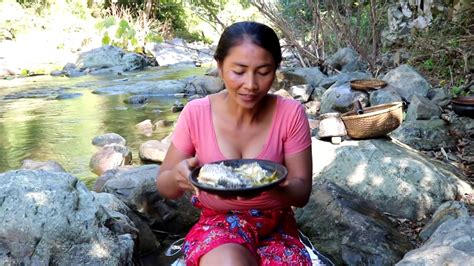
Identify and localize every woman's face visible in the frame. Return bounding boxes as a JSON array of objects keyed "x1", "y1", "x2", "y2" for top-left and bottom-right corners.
[{"x1": 218, "y1": 39, "x2": 276, "y2": 109}]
